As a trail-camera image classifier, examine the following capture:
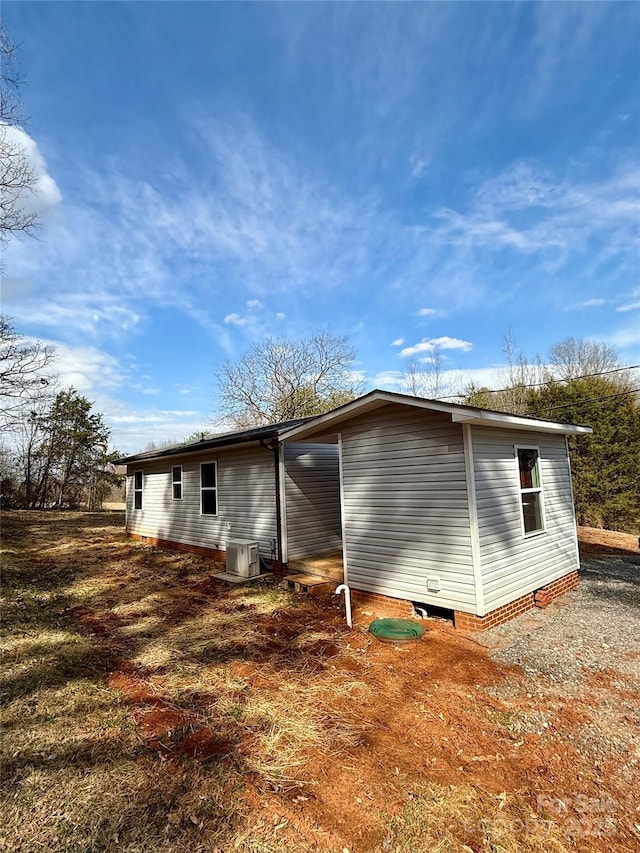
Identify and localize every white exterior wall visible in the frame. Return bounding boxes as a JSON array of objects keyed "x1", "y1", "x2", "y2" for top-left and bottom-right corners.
[
  {"x1": 340, "y1": 404, "x2": 476, "y2": 611},
  {"x1": 471, "y1": 426, "x2": 578, "y2": 611},
  {"x1": 284, "y1": 442, "x2": 342, "y2": 560},
  {"x1": 125, "y1": 444, "x2": 278, "y2": 557}
]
